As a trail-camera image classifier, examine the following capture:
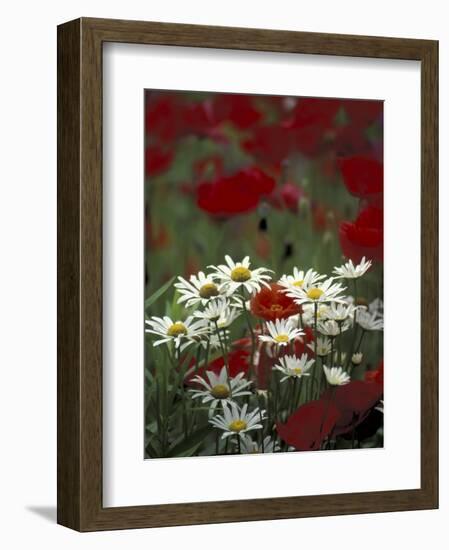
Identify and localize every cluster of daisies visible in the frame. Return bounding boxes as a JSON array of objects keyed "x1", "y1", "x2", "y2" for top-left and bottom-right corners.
[{"x1": 146, "y1": 255, "x2": 383, "y2": 453}]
